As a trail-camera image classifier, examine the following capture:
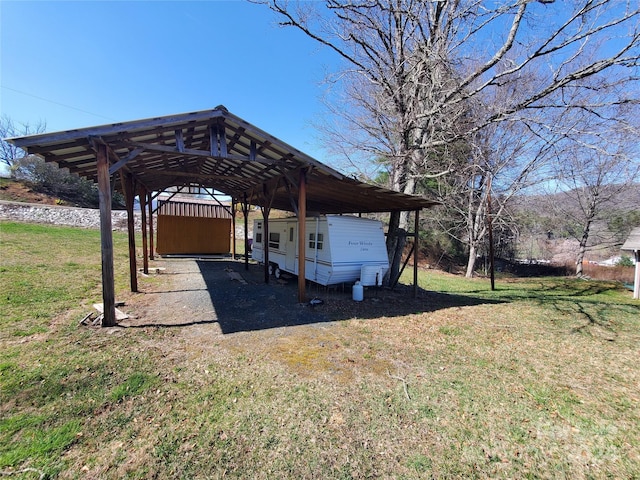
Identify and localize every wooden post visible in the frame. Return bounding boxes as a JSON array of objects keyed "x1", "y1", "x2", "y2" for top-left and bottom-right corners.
[
  {"x1": 139, "y1": 186, "x2": 149, "y2": 275},
  {"x1": 297, "y1": 169, "x2": 307, "y2": 303},
  {"x1": 262, "y1": 205, "x2": 270, "y2": 284},
  {"x1": 231, "y1": 199, "x2": 237, "y2": 260},
  {"x1": 96, "y1": 143, "x2": 116, "y2": 327},
  {"x1": 148, "y1": 191, "x2": 154, "y2": 260},
  {"x1": 120, "y1": 173, "x2": 137, "y2": 293},
  {"x1": 413, "y1": 209, "x2": 419, "y2": 299},
  {"x1": 262, "y1": 183, "x2": 272, "y2": 284},
  {"x1": 243, "y1": 194, "x2": 249, "y2": 271}
]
